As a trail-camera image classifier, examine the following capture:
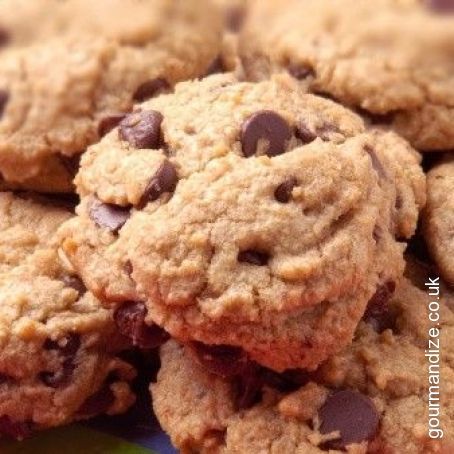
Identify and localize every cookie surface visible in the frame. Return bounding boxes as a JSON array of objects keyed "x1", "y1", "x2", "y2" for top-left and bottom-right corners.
[
  {"x1": 152, "y1": 277, "x2": 454, "y2": 453},
  {"x1": 0, "y1": 0, "x2": 221, "y2": 191},
  {"x1": 0, "y1": 192, "x2": 135, "y2": 439},
  {"x1": 240, "y1": 0, "x2": 454, "y2": 151},
  {"x1": 424, "y1": 156, "x2": 454, "y2": 286},
  {"x1": 60, "y1": 74, "x2": 425, "y2": 371}
]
